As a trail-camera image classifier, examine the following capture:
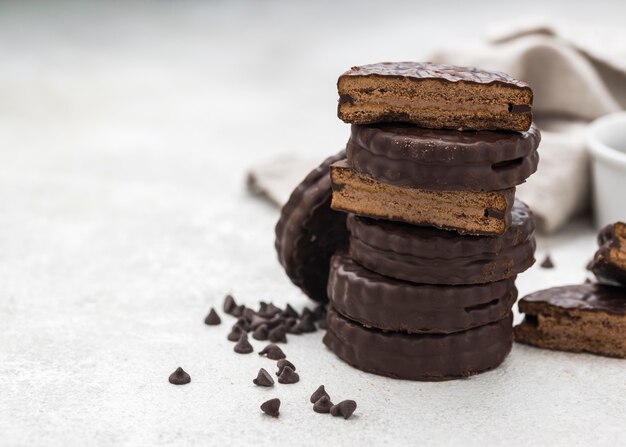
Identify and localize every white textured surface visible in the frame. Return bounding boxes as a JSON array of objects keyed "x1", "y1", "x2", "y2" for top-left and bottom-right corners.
[{"x1": 0, "y1": 2, "x2": 625, "y2": 446}]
